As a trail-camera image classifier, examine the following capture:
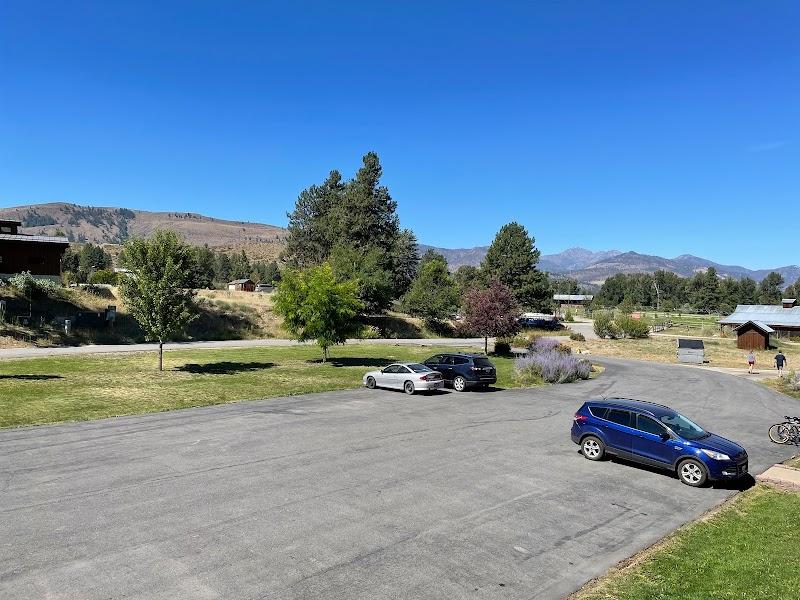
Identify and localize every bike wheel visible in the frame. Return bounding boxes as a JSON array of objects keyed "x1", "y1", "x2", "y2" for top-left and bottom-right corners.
[{"x1": 768, "y1": 423, "x2": 791, "y2": 444}]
